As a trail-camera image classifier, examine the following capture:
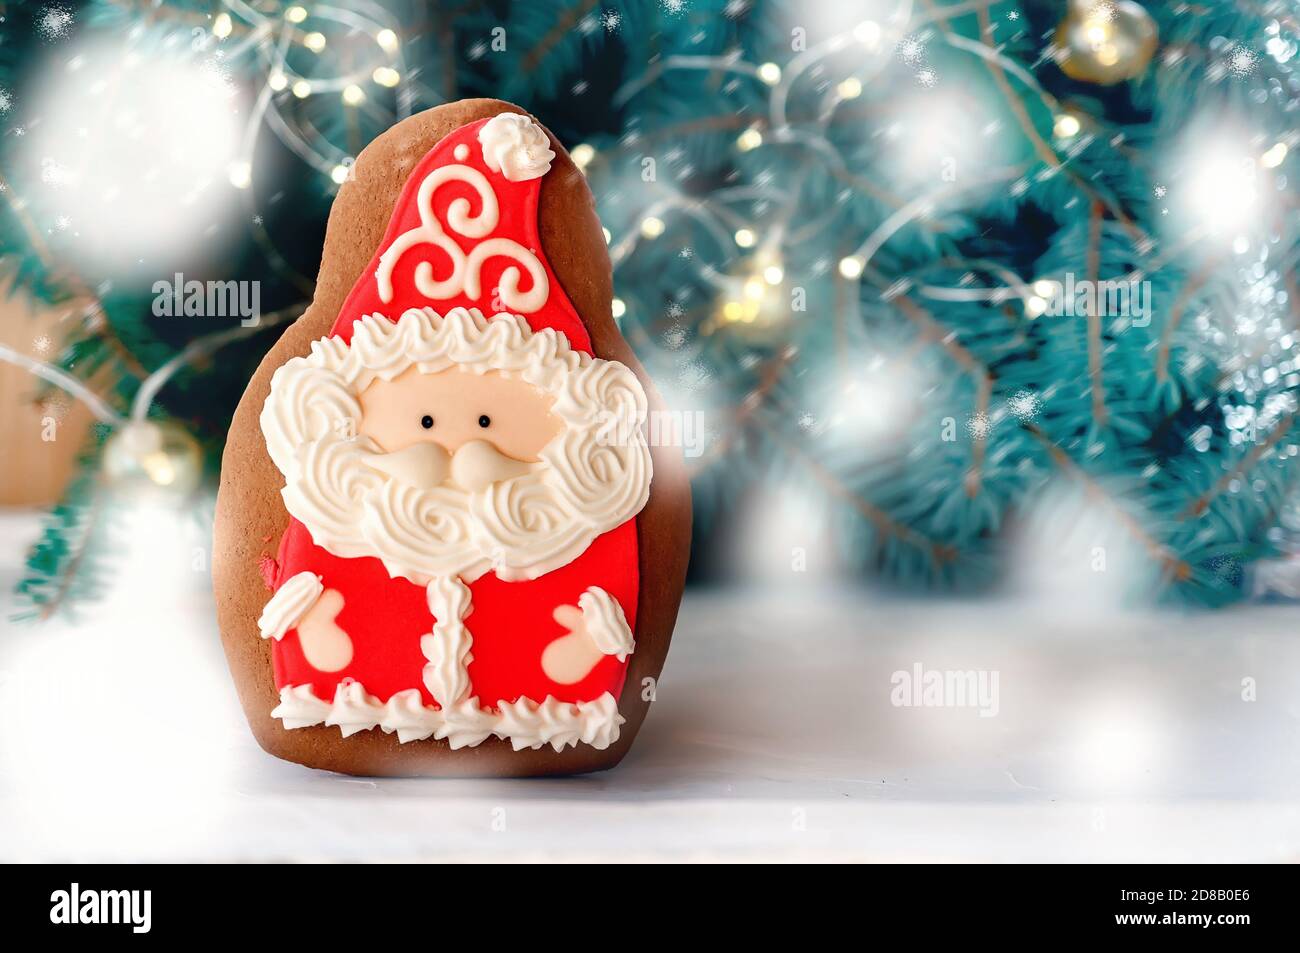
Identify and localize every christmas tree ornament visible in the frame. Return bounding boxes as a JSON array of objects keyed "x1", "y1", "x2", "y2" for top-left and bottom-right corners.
[
  {"x1": 214, "y1": 100, "x2": 691, "y2": 777},
  {"x1": 1055, "y1": 0, "x2": 1158, "y2": 85},
  {"x1": 101, "y1": 419, "x2": 203, "y2": 498}
]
